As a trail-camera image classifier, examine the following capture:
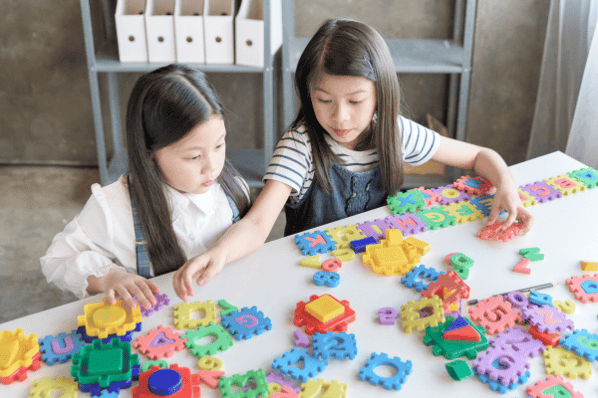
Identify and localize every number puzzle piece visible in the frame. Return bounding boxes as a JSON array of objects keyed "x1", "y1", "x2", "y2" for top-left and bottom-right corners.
[
  {"x1": 299, "y1": 379, "x2": 347, "y2": 398},
  {"x1": 217, "y1": 299, "x2": 239, "y2": 317},
  {"x1": 300, "y1": 254, "x2": 322, "y2": 269},
  {"x1": 384, "y1": 213, "x2": 428, "y2": 236},
  {"x1": 400, "y1": 264, "x2": 444, "y2": 292},
  {"x1": 325, "y1": 225, "x2": 366, "y2": 250},
  {"x1": 400, "y1": 295, "x2": 445, "y2": 333},
  {"x1": 525, "y1": 375, "x2": 583, "y2": 398},
  {"x1": 416, "y1": 207, "x2": 457, "y2": 230},
  {"x1": 513, "y1": 258, "x2": 531, "y2": 274},
  {"x1": 566, "y1": 273, "x2": 598, "y2": 302},
  {"x1": 387, "y1": 189, "x2": 426, "y2": 214},
  {"x1": 173, "y1": 300, "x2": 217, "y2": 329},
  {"x1": 132, "y1": 325, "x2": 187, "y2": 360},
  {"x1": 422, "y1": 316, "x2": 489, "y2": 360},
  {"x1": 520, "y1": 181, "x2": 563, "y2": 203},
  {"x1": 445, "y1": 201, "x2": 484, "y2": 223},
  {"x1": 489, "y1": 327, "x2": 545, "y2": 358},
  {"x1": 294, "y1": 294, "x2": 356, "y2": 335},
  {"x1": 430, "y1": 184, "x2": 471, "y2": 205},
  {"x1": 547, "y1": 175, "x2": 587, "y2": 195},
  {"x1": 568, "y1": 167, "x2": 598, "y2": 189},
  {"x1": 221, "y1": 306, "x2": 272, "y2": 341},
  {"x1": 321, "y1": 259, "x2": 342, "y2": 273},
  {"x1": 378, "y1": 307, "x2": 398, "y2": 325},
  {"x1": 468, "y1": 296, "x2": 519, "y2": 335},
  {"x1": 552, "y1": 300, "x2": 575, "y2": 314},
  {"x1": 313, "y1": 271, "x2": 341, "y2": 288},
  {"x1": 454, "y1": 175, "x2": 493, "y2": 195},
  {"x1": 182, "y1": 322, "x2": 233, "y2": 357},
  {"x1": 197, "y1": 356, "x2": 223, "y2": 371},
  {"x1": 543, "y1": 345, "x2": 592, "y2": 379},
  {"x1": 38, "y1": 330, "x2": 86, "y2": 365},
  {"x1": 359, "y1": 352, "x2": 412, "y2": 391},
  {"x1": 219, "y1": 369, "x2": 268, "y2": 398},
  {"x1": 312, "y1": 332, "x2": 357, "y2": 360},
  {"x1": 294, "y1": 231, "x2": 336, "y2": 255},
  {"x1": 272, "y1": 348, "x2": 328, "y2": 382},
  {"x1": 559, "y1": 329, "x2": 598, "y2": 362},
  {"x1": 472, "y1": 346, "x2": 530, "y2": 386}
]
